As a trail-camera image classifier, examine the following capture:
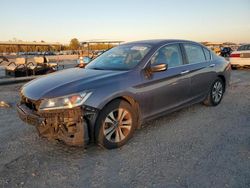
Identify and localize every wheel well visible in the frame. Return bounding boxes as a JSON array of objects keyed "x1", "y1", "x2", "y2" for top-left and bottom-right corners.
[
  {"x1": 101, "y1": 96, "x2": 142, "y2": 129},
  {"x1": 218, "y1": 75, "x2": 226, "y2": 91}
]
